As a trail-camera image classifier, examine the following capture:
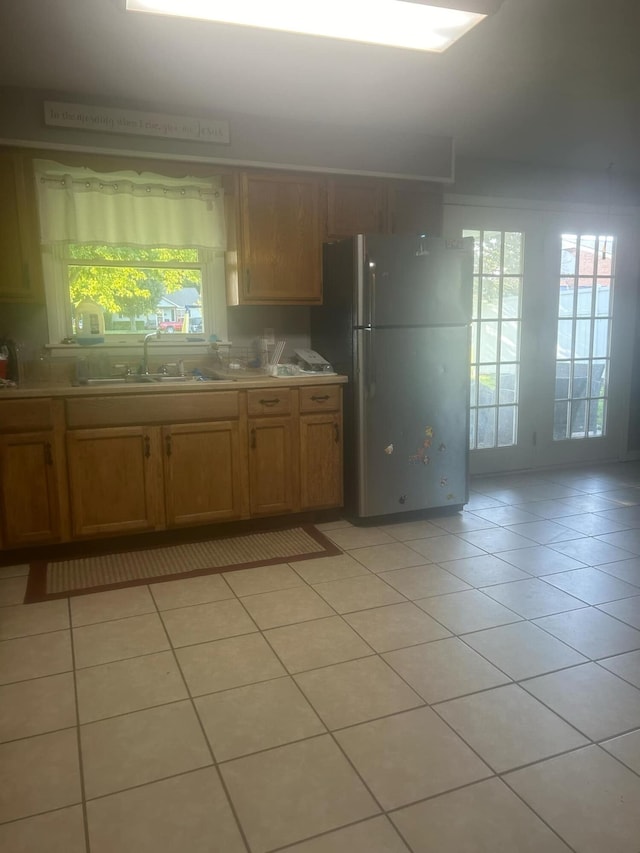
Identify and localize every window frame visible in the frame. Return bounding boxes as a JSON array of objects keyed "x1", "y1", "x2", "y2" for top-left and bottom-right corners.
[
  {"x1": 43, "y1": 243, "x2": 226, "y2": 344},
  {"x1": 32, "y1": 151, "x2": 230, "y2": 347}
]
